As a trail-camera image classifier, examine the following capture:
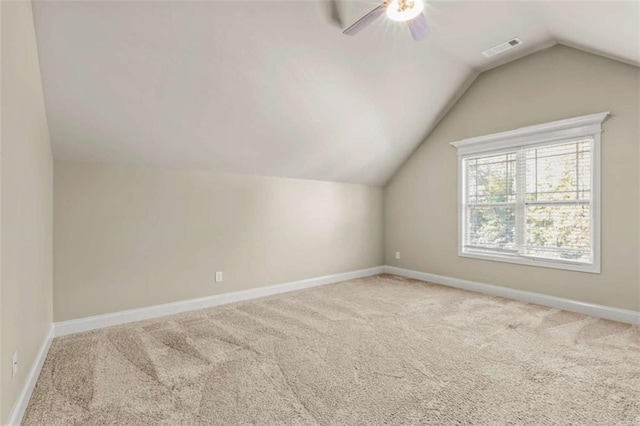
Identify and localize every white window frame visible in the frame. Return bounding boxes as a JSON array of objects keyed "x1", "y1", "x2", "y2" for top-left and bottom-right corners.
[{"x1": 451, "y1": 112, "x2": 609, "y2": 274}]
